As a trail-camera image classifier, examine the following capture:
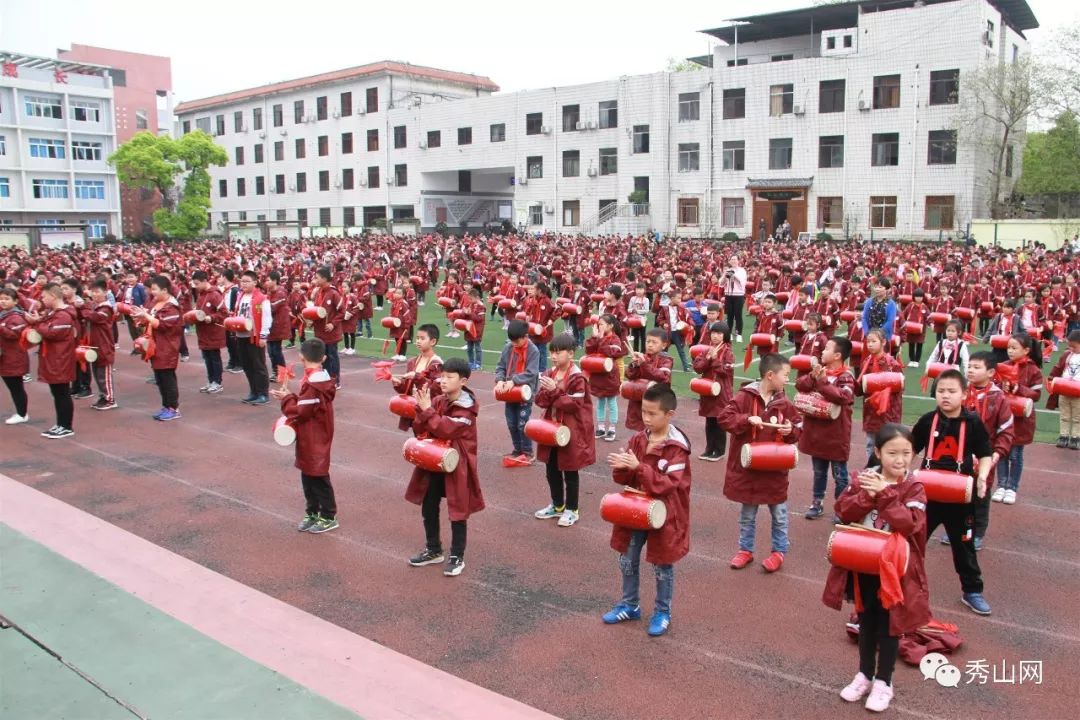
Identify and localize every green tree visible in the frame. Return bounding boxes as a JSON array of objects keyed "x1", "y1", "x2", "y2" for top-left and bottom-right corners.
[
  {"x1": 1017, "y1": 112, "x2": 1080, "y2": 194},
  {"x1": 665, "y1": 57, "x2": 704, "y2": 72},
  {"x1": 108, "y1": 131, "x2": 227, "y2": 239}
]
